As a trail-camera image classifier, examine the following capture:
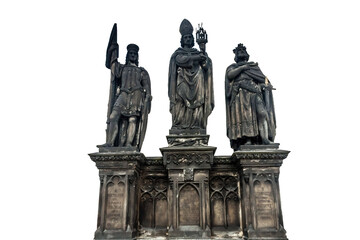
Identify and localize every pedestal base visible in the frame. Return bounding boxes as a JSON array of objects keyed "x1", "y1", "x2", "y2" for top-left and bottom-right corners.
[
  {"x1": 94, "y1": 227, "x2": 136, "y2": 240},
  {"x1": 233, "y1": 149, "x2": 290, "y2": 240},
  {"x1": 88, "y1": 147, "x2": 290, "y2": 239},
  {"x1": 167, "y1": 225, "x2": 211, "y2": 239},
  {"x1": 236, "y1": 143, "x2": 279, "y2": 151},
  {"x1": 89, "y1": 151, "x2": 145, "y2": 240},
  {"x1": 161, "y1": 145, "x2": 216, "y2": 239}
]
